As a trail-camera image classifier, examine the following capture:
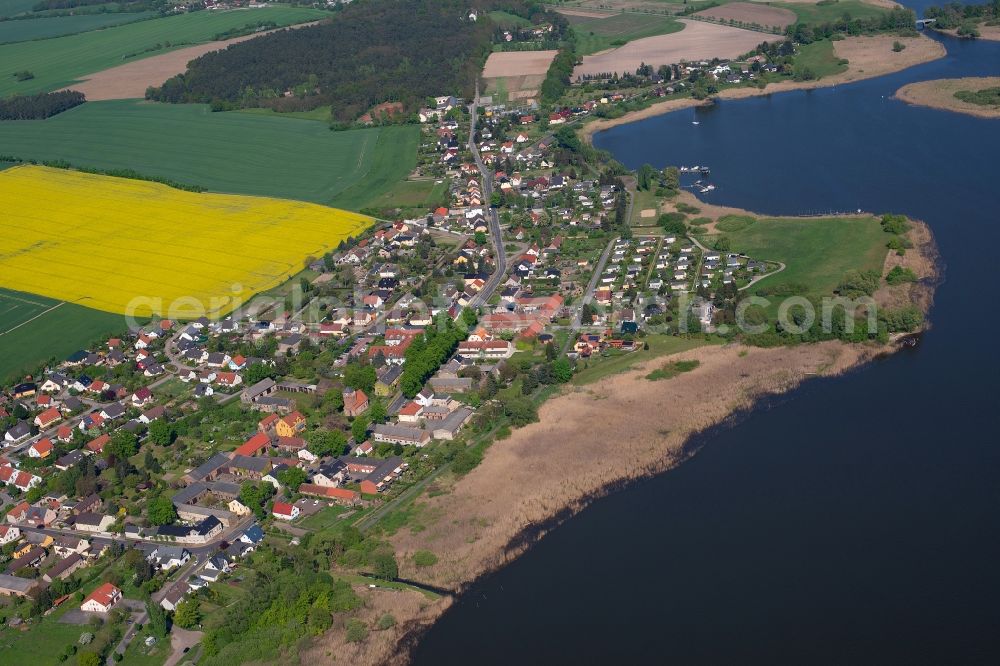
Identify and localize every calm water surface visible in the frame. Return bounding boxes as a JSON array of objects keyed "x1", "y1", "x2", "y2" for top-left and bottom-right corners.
[{"x1": 413, "y1": 24, "x2": 1000, "y2": 665}]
